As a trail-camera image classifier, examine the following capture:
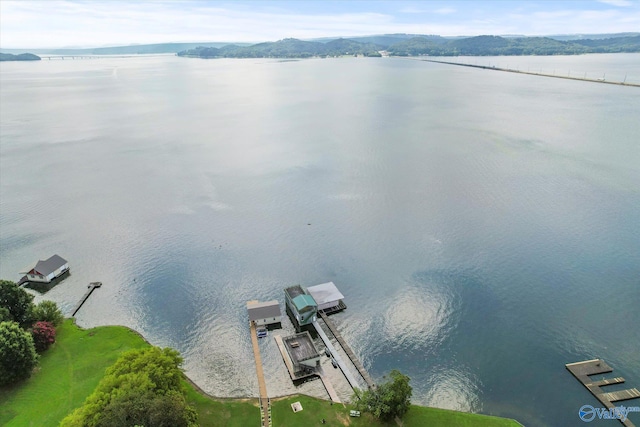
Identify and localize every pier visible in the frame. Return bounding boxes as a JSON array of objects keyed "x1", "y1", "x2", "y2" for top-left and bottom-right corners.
[
  {"x1": 312, "y1": 320, "x2": 364, "y2": 391},
  {"x1": 249, "y1": 321, "x2": 272, "y2": 427},
  {"x1": 419, "y1": 59, "x2": 640, "y2": 88},
  {"x1": 566, "y1": 359, "x2": 640, "y2": 426},
  {"x1": 317, "y1": 368, "x2": 342, "y2": 403},
  {"x1": 318, "y1": 312, "x2": 376, "y2": 390},
  {"x1": 71, "y1": 282, "x2": 102, "y2": 317}
]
